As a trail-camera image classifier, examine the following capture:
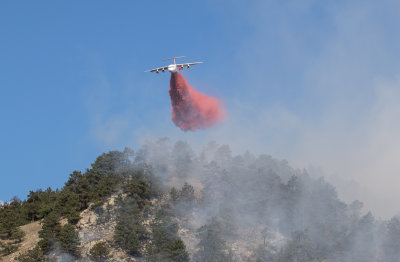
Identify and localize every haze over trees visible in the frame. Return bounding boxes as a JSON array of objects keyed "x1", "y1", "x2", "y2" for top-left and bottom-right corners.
[{"x1": 1, "y1": 139, "x2": 400, "y2": 261}]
